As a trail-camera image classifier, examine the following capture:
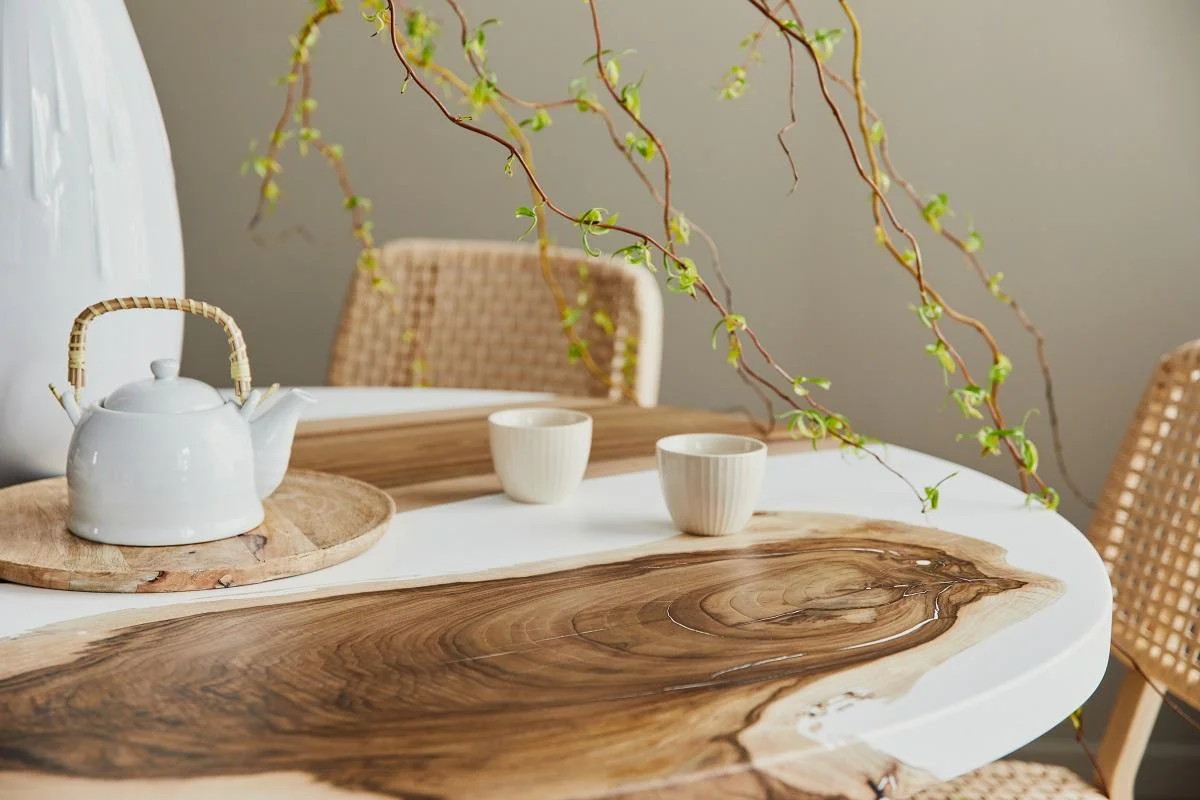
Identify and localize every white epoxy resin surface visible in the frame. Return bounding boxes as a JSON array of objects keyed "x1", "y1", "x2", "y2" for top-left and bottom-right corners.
[
  {"x1": 221, "y1": 386, "x2": 554, "y2": 422},
  {"x1": 1, "y1": 388, "x2": 1112, "y2": 784}
]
